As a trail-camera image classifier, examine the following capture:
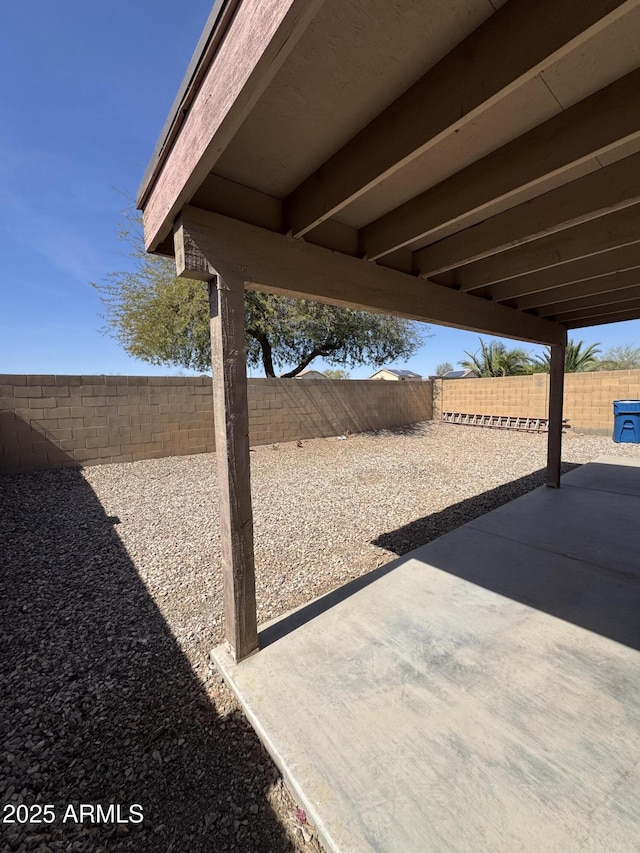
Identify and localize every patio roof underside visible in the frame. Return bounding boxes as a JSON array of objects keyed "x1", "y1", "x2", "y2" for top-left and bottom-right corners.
[{"x1": 139, "y1": 0, "x2": 640, "y2": 345}]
